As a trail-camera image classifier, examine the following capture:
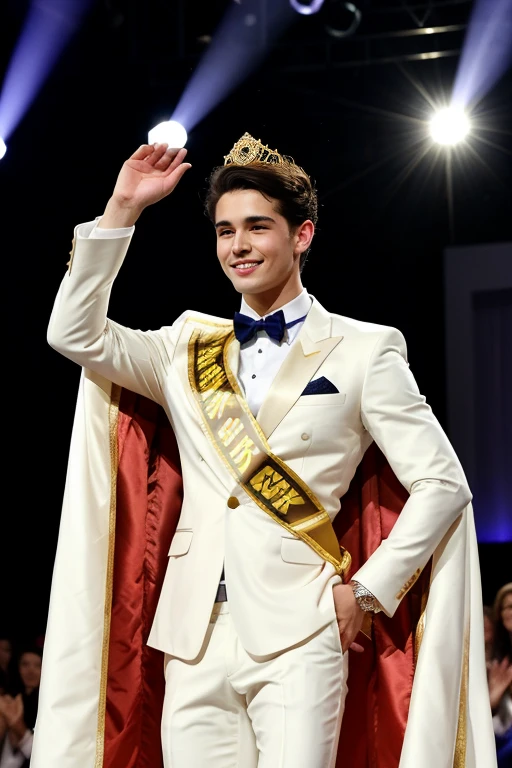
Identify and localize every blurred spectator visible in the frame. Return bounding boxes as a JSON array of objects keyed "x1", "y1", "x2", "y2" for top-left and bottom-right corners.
[
  {"x1": 488, "y1": 583, "x2": 512, "y2": 767},
  {"x1": 484, "y1": 605, "x2": 496, "y2": 665},
  {"x1": 0, "y1": 644, "x2": 42, "y2": 768},
  {"x1": 0, "y1": 638, "x2": 14, "y2": 697}
]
